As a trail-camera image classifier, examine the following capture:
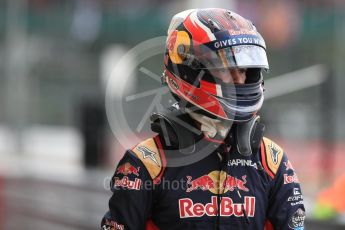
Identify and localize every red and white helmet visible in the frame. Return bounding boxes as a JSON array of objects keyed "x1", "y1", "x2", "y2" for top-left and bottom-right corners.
[{"x1": 163, "y1": 8, "x2": 268, "y2": 122}]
